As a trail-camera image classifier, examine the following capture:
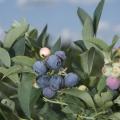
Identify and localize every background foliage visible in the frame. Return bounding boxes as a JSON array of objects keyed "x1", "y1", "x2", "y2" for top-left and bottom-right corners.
[{"x1": 0, "y1": 0, "x2": 120, "y2": 120}]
